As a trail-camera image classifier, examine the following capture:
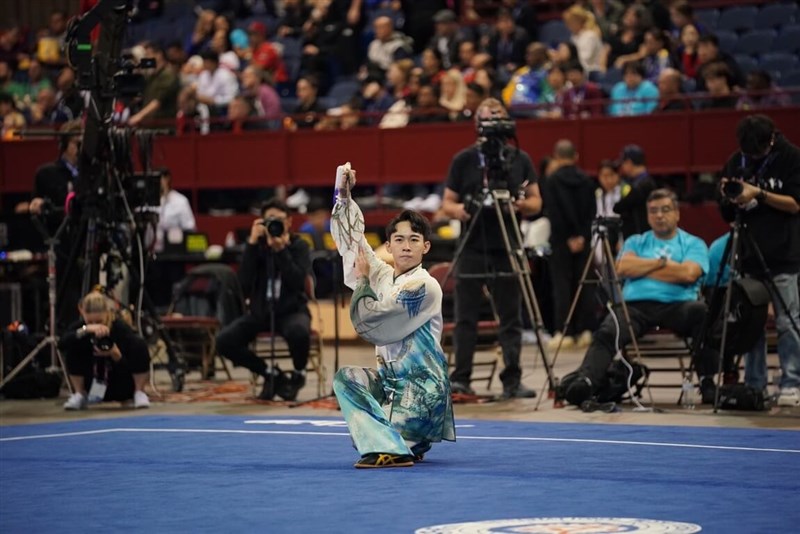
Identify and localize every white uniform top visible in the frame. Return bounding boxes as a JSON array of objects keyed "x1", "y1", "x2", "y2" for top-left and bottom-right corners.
[{"x1": 331, "y1": 184, "x2": 443, "y2": 363}]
